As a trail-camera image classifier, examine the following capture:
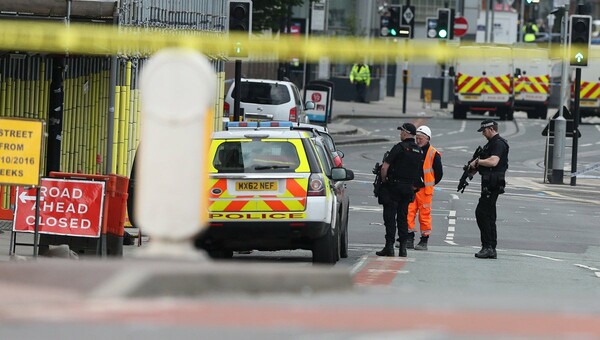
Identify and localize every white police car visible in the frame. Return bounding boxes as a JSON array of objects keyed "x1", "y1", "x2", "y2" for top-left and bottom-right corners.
[{"x1": 197, "y1": 121, "x2": 353, "y2": 264}]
